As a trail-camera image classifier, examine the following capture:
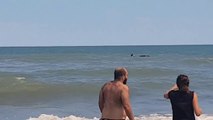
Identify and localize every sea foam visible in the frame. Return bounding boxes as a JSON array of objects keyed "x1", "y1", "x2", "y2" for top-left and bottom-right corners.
[
  {"x1": 28, "y1": 114, "x2": 99, "y2": 120},
  {"x1": 28, "y1": 114, "x2": 213, "y2": 120}
]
